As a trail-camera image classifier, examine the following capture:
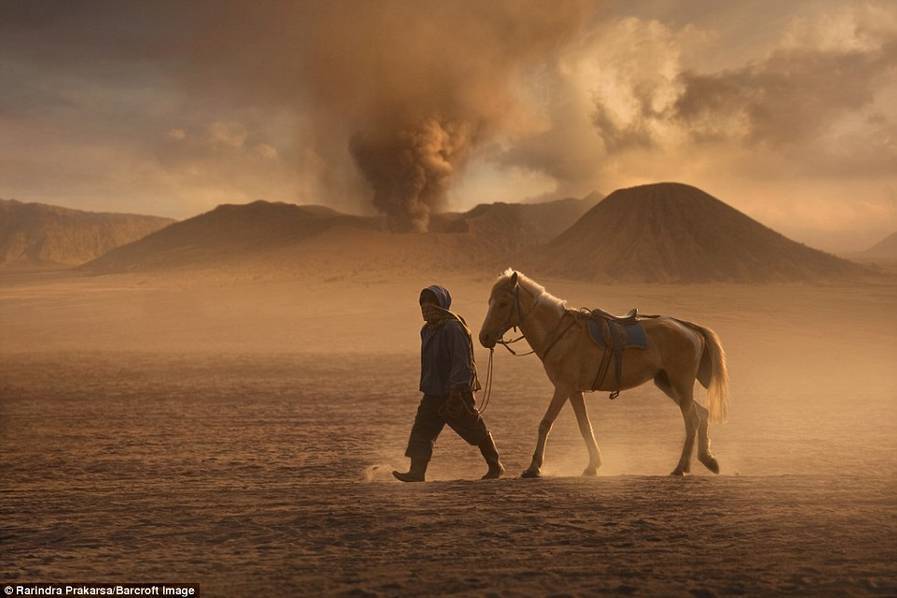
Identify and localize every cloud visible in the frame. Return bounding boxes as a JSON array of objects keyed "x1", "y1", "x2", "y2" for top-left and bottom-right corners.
[
  {"x1": 487, "y1": 4, "x2": 897, "y2": 249},
  {"x1": 254, "y1": 143, "x2": 278, "y2": 160},
  {"x1": 501, "y1": 5, "x2": 897, "y2": 179},
  {"x1": 207, "y1": 122, "x2": 248, "y2": 149},
  {"x1": 495, "y1": 16, "x2": 695, "y2": 195},
  {"x1": 140, "y1": 0, "x2": 590, "y2": 230},
  {"x1": 1, "y1": 1, "x2": 896, "y2": 248}
]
